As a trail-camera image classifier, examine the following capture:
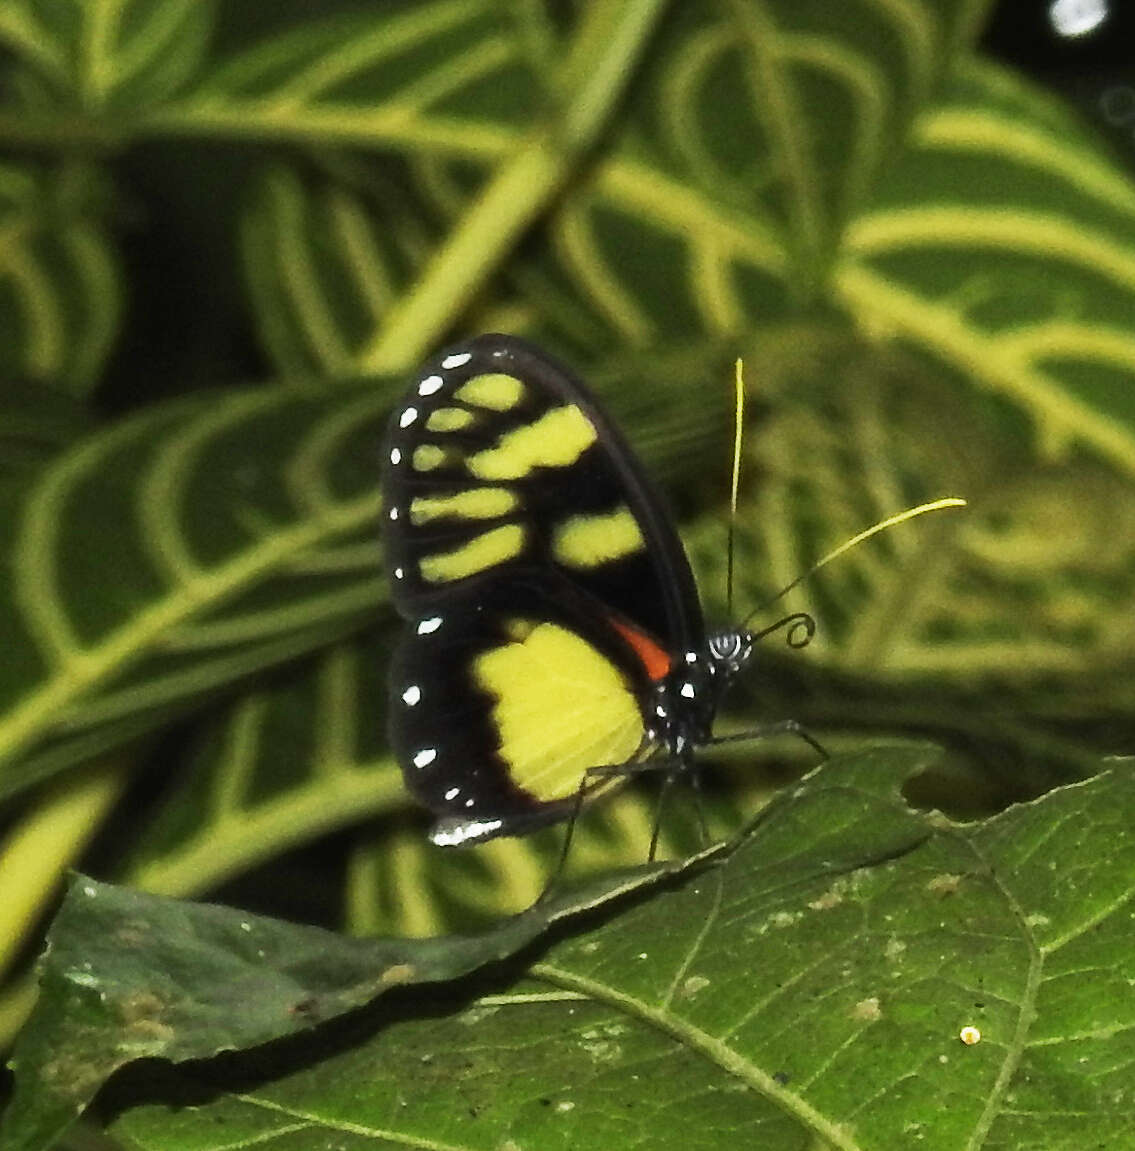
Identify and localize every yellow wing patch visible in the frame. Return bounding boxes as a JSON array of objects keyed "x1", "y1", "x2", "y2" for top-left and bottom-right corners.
[
  {"x1": 473, "y1": 620, "x2": 645, "y2": 801},
  {"x1": 412, "y1": 445, "x2": 447, "y2": 471},
  {"x1": 468, "y1": 405, "x2": 596, "y2": 481},
  {"x1": 410, "y1": 487, "x2": 517, "y2": 525},
  {"x1": 455, "y1": 372, "x2": 525, "y2": 411},
  {"x1": 553, "y1": 506, "x2": 643, "y2": 568},
  {"x1": 426, "y1": 408, "x2": 475, "y2": 432},
  {"x1": 419, "y1": 524, "x2": 525, "y2": 583}
]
